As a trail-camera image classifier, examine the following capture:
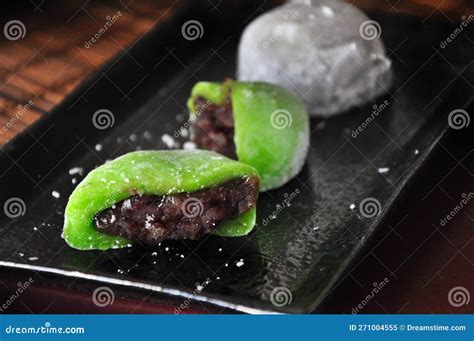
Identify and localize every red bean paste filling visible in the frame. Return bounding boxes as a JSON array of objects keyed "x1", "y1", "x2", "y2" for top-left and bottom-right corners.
[
  {"x1": 191, "y1": 96, "x2": 237, "y2": 159},
  {"x1": 93, "y1": 177, "x2": 259, "y2": 244}
]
